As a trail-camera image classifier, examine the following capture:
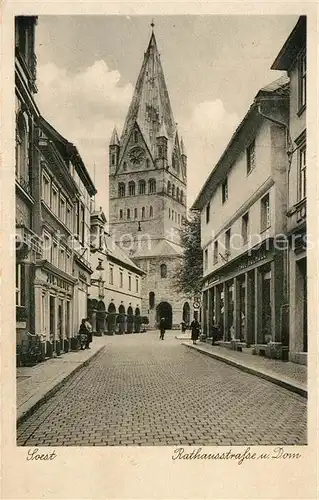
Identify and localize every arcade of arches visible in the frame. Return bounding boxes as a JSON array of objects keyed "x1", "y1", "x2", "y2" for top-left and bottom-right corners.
[{"x1": 87, "y1": 299, "x2": 142, "y2": 335}]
